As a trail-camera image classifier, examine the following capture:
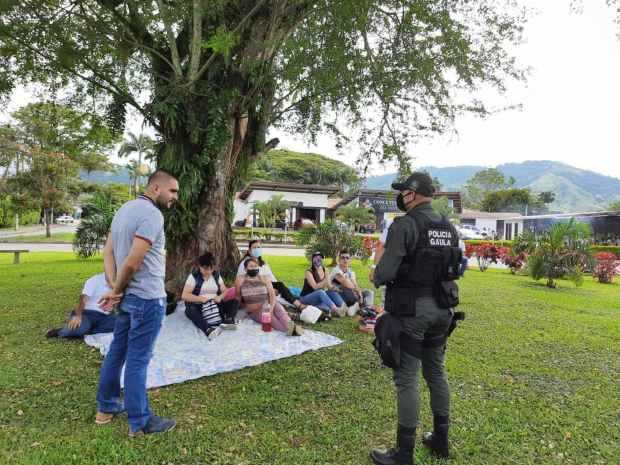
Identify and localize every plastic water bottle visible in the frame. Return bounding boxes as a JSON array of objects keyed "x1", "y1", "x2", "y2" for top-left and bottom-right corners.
[{"x1": 261, "y1": 311, "x2": 272, "y2": 332}]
